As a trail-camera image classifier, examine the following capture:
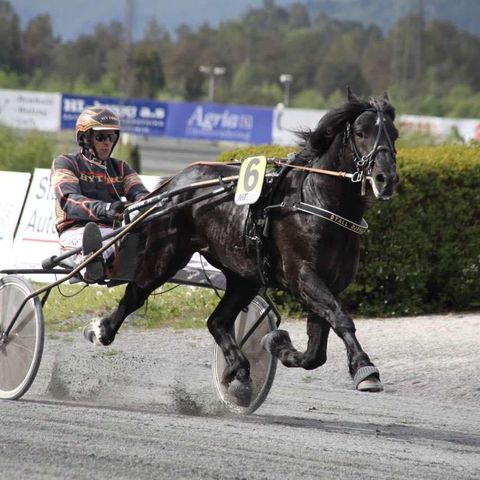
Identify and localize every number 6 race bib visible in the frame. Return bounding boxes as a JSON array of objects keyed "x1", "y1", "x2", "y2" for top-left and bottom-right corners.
[{"x1": 234, "y1": 155, "x2": 267, "y2": 206}]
